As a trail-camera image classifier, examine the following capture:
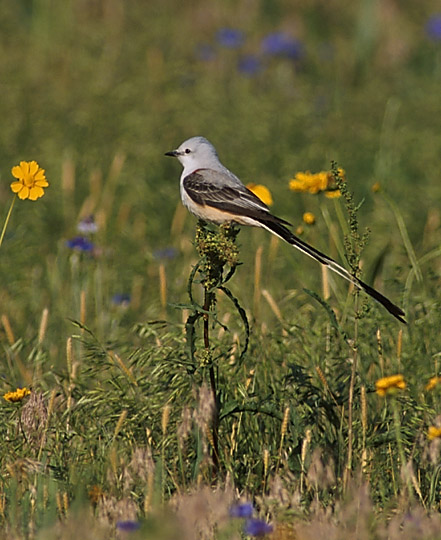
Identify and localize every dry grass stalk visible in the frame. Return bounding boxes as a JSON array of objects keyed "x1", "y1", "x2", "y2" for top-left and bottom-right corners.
[
  {"x1": 159, "y1": 263, "x2": 167, "y2": 315},
  {"x1": 300, "y1": 429, "x2": 312, "y2": 493},
  {"x1": 38, "y1": 307, "x2": 49, "y2": 344},
  {"x1": 1, "y1": 314, "x2": 15, "y2": 345}
]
